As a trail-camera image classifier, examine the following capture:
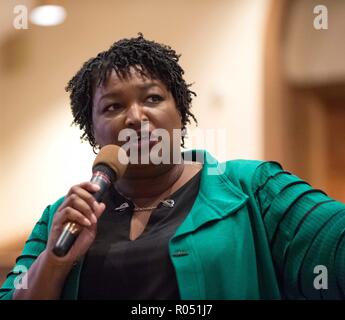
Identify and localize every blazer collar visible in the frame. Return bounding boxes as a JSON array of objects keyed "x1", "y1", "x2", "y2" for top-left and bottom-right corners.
[{"x1": 173, "y1": 149, "x2": 248, "y2": 238}]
